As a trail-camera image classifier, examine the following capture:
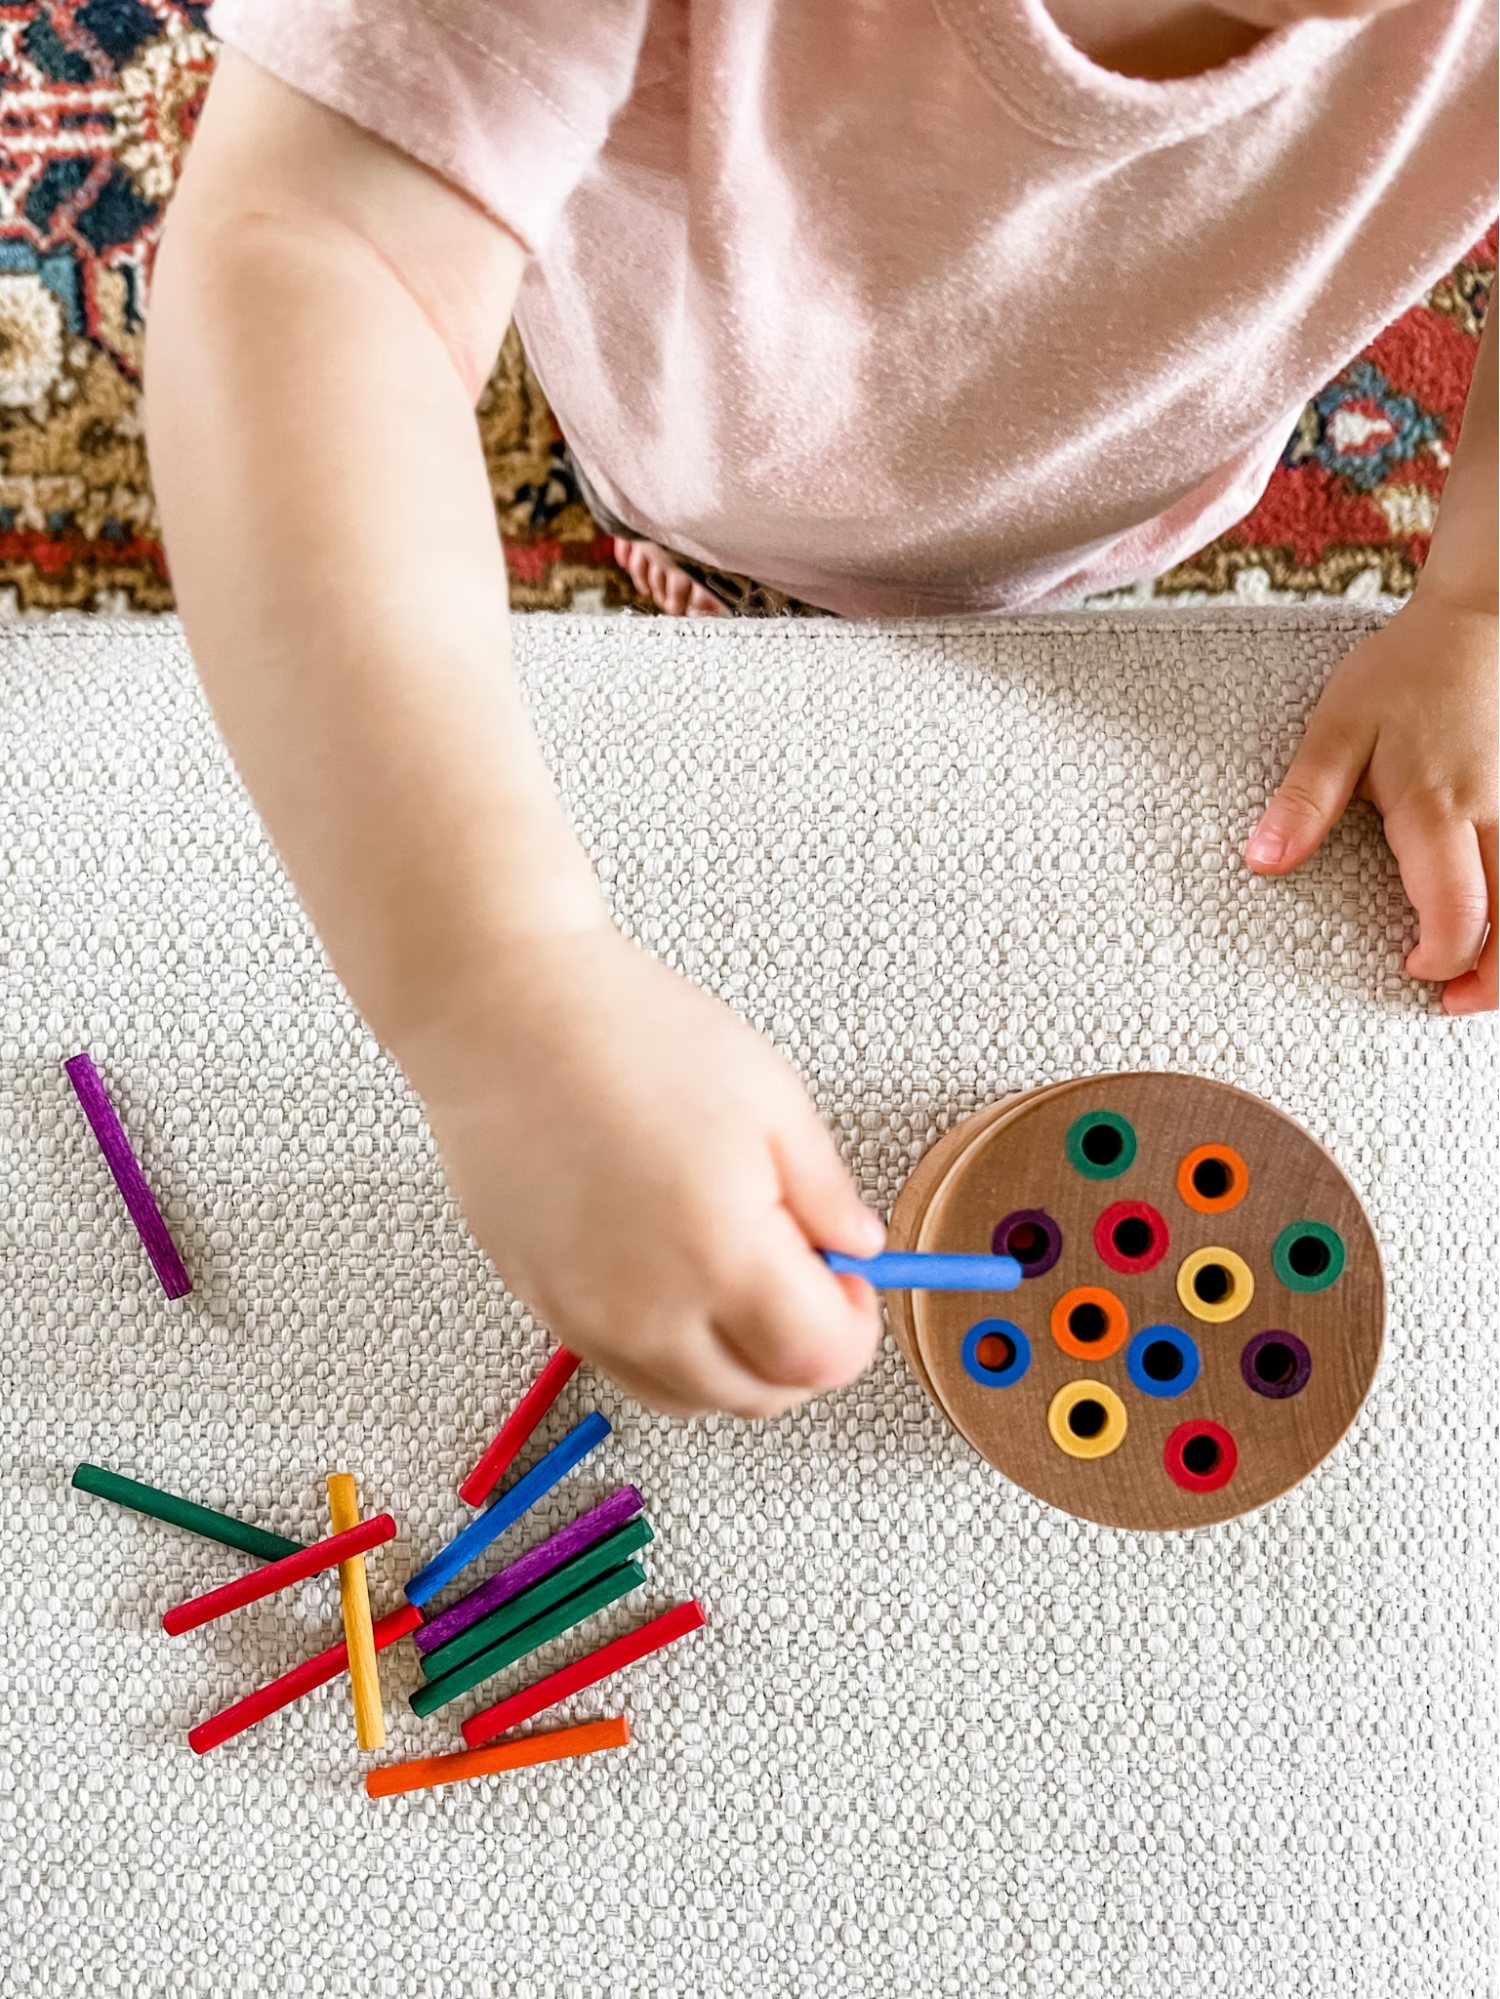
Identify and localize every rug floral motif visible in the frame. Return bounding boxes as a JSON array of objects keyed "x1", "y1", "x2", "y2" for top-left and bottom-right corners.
[{"x1": 0, "y1": 2, "x2": 1491, "y2": 615}]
